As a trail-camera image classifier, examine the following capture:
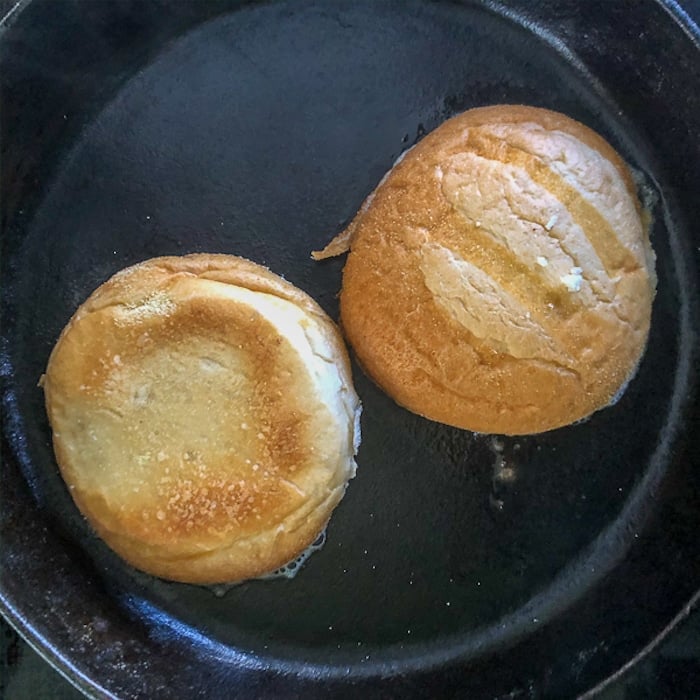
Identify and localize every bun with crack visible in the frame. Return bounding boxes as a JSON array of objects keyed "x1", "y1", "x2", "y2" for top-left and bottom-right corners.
[
  {"x1": 43, "y1": 254, "x2": 361, "y2": 583},
  {"x1": 315, "y1": 105, "x2": 656, "y2": 435}
]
